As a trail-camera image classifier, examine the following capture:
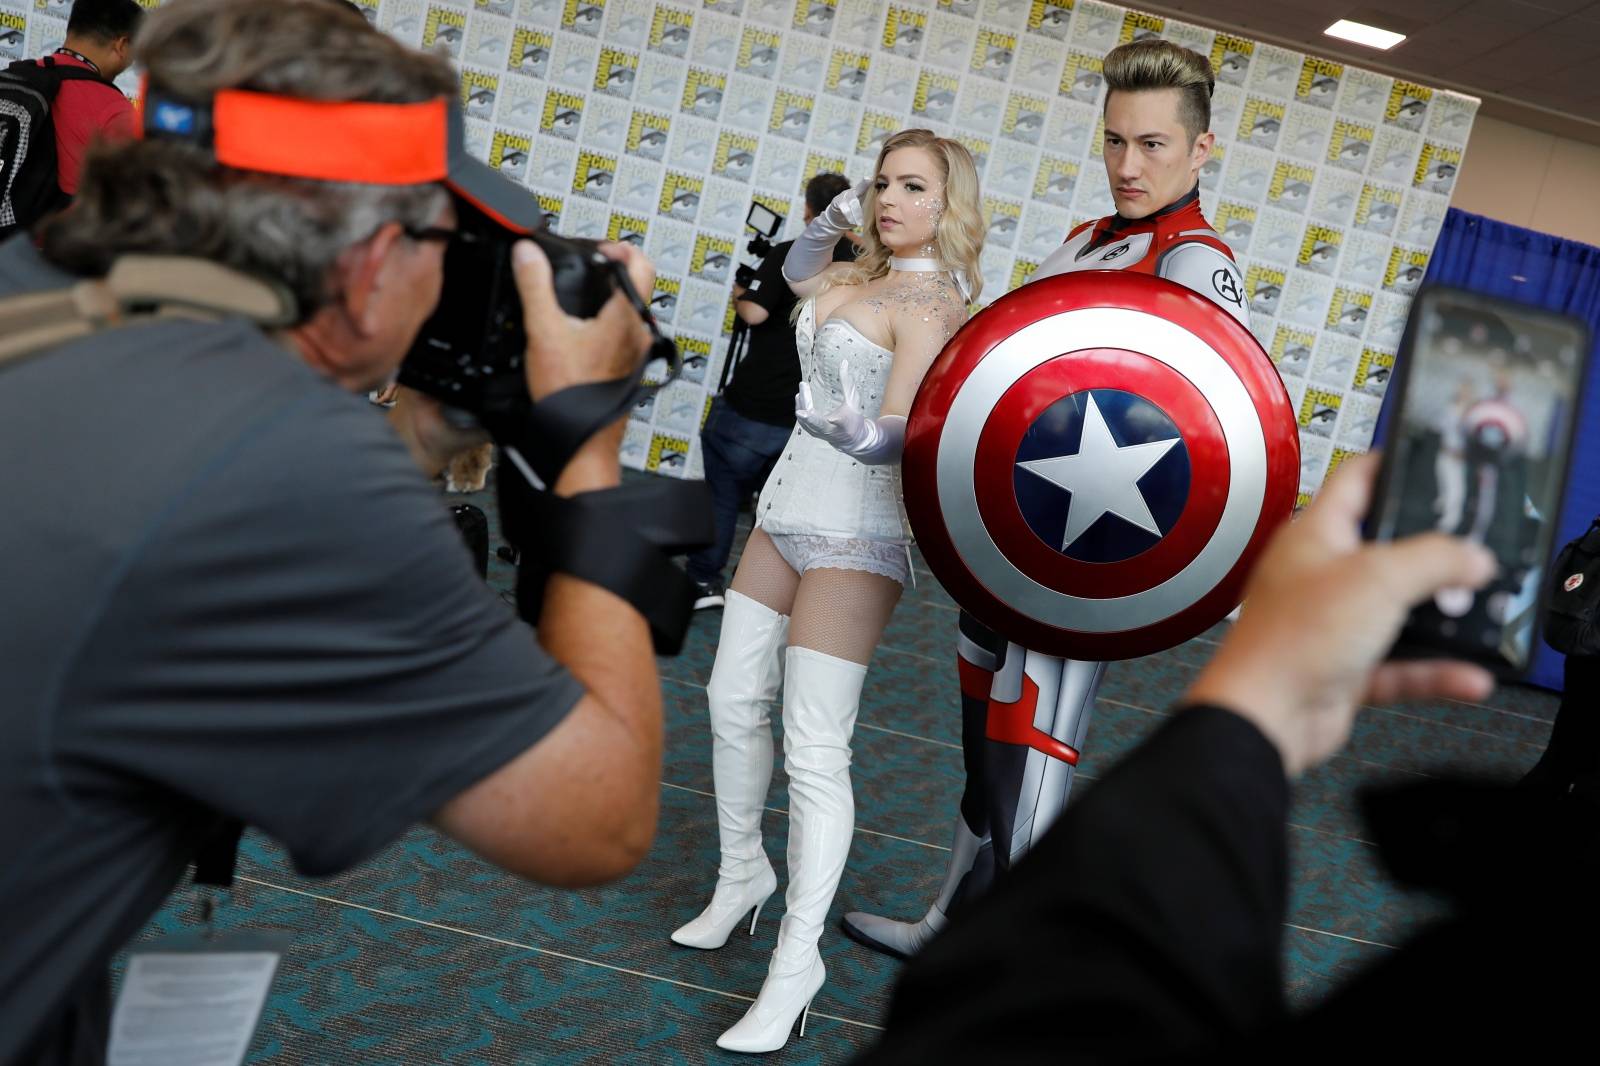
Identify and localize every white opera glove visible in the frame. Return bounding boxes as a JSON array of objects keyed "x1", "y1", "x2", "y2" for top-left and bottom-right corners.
[
  {"x1": 782, "y1": 178, "x2": 872, "y2": 285},
  {"x1": 794, "y1": 359, "x2": 906, "y2": 465}
]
